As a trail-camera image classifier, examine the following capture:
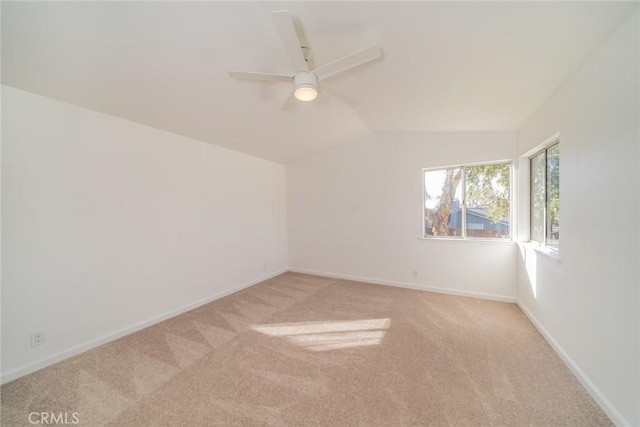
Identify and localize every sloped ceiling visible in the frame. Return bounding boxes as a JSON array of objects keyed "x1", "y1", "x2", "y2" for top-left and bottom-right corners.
[{"x1": 2, "y1": 1, "x2": 637, "y2": 163}]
